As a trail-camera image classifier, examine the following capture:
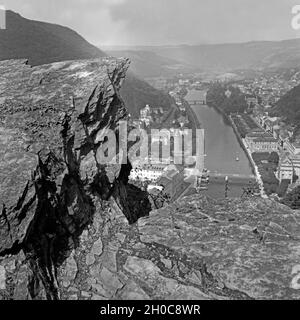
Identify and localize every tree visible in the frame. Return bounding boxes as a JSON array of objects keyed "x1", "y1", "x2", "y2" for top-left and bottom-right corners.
[
  {"x1": 282, "y1": 186, "x2": 300, "y2": 209},
  {"x1": 268, "y1": 152, "x2": 279, "y2": 165},
  {"x1": 241, "y1": 181, "x2": 260, "y2": 198},
  {"x1": 206, "y1": 83, "x2": 247, "y2": 115}
]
